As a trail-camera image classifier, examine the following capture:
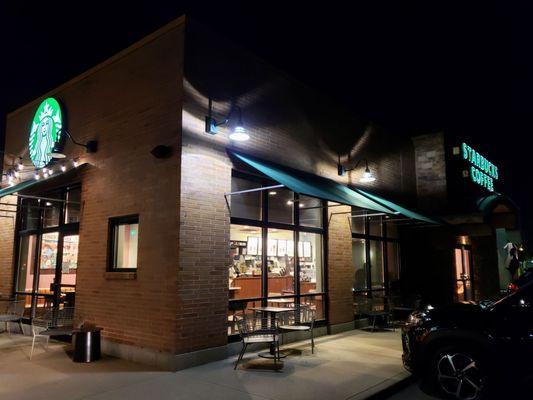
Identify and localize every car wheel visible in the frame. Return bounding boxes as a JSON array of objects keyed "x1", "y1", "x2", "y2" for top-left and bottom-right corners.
[{"x1": 431, "y1": 347, "x2": 487, "y2": 400}]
